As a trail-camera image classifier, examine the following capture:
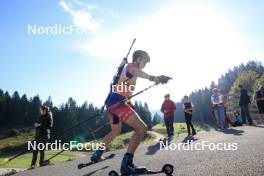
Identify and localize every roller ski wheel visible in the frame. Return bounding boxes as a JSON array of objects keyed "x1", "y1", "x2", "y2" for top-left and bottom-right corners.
[
  {"x1": 162, "y1": 164, "x2": 174, "y2": 175},
  {"x1": 109, "y1": 170, "x2": 119, "y2": 176}
]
